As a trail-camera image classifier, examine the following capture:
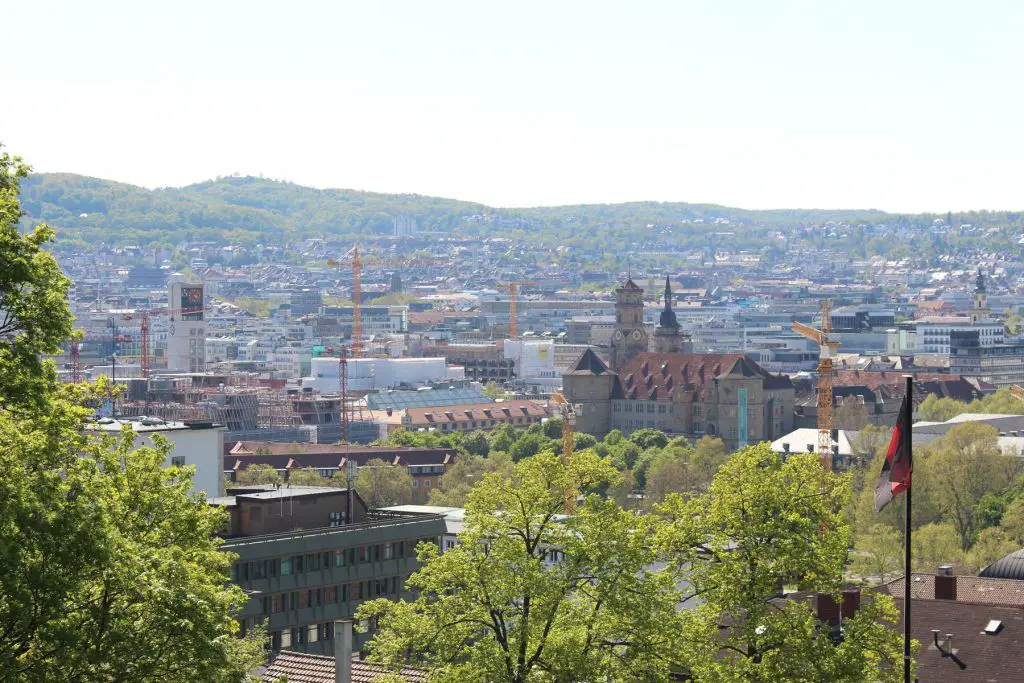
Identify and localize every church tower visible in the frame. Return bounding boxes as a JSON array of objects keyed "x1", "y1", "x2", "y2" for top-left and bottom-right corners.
[
  {"x1": 653, "y1": 275, "x2": 683, "y2": 354},
  {"x1": 971, "y1": 267, "x2": 989, "y2": 324},
  {"x1": 610, "y1": 278, "x2": 647, "y2": 371}
]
